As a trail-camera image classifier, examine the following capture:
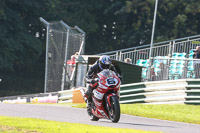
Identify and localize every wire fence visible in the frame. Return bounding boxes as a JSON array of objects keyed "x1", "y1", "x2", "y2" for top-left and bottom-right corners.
[{"x1": 40, "y1": 18, "x2": 85, "y2": 92}]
